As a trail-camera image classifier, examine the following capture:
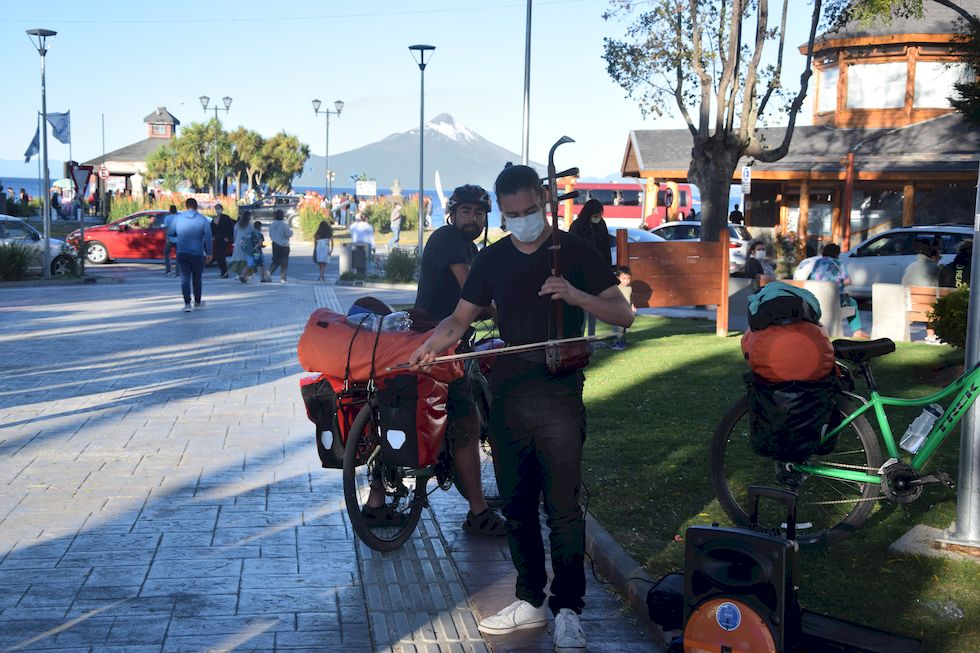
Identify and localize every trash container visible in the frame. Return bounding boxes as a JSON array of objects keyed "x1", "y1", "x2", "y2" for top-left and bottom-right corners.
[{"x1": 339, "y1": 242, "x2": 369, "y2": 276}]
